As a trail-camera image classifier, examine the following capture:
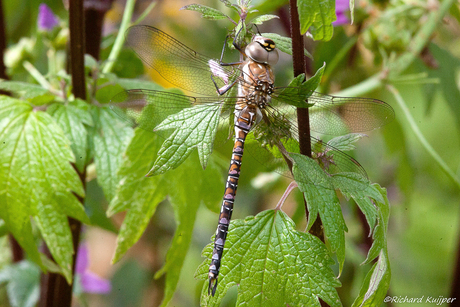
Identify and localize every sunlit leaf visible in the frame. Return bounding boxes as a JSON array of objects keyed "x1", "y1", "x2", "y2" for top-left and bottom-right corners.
[
  {"x1": 147, "y1": 103, "x2": 221, "y2": 176},
  {"x1": 196, "y1": 210, "x2": 342, "y2": 306},
  {"x1": 0, "y1": 96, "x2": 88, "y2": 282},
  {"x1": 47, "y1": 99, "x2": 93, "y2": 172}
]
